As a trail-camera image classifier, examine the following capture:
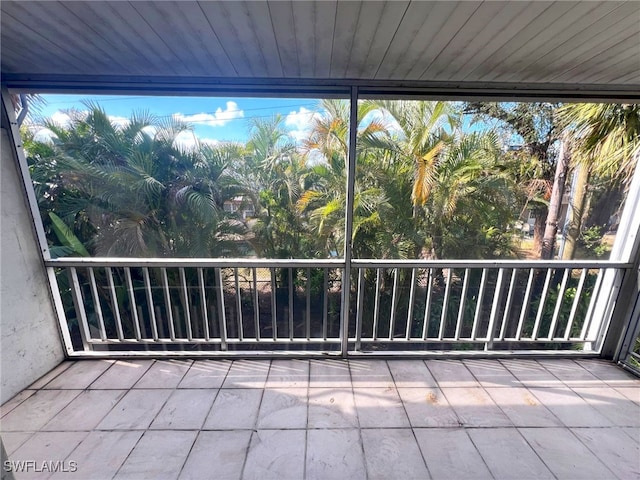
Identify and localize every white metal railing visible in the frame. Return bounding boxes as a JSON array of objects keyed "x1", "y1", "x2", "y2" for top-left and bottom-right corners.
[{"x1": 45, "y1": 257, "x2": 630, "y2": 357}]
